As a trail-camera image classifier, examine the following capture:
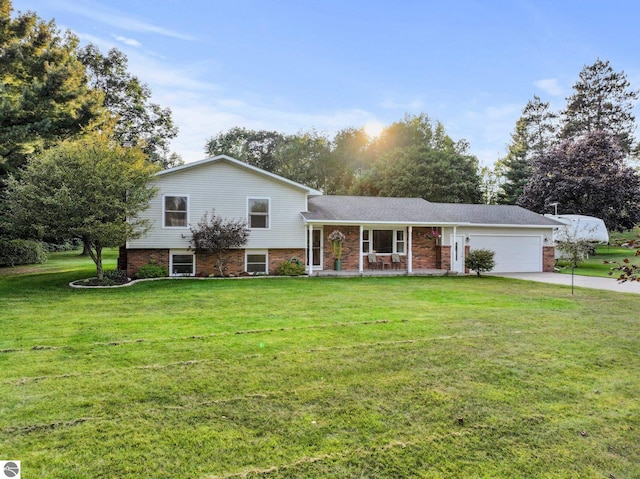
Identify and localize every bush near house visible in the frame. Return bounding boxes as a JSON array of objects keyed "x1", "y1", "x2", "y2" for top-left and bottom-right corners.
[{"x1": 465, "y1": 248, "x2": 496, "y2": 276}]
